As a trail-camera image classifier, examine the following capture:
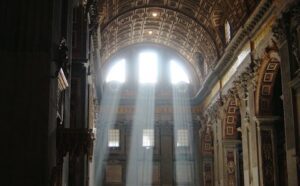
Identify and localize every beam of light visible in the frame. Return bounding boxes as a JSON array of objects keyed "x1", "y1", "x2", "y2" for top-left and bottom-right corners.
[
  {"x1": 105, "y1": 59, "x2": 126, "y2": 83},
  {"x1": 170, "y1": 60, "x2": 190, "y2": 84},
  {"x1": 93, "y1": 85, "x2": 122, "y2": 186},
  {"x1": 139, "y1": 52, "x2": 158, "y2": 84},
  {"x1": 126, "y1": 85, "x2": 155, "y2": 186},
  {"x1": 172, "y1": 85, "x2": 194, "y2": 185}
]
